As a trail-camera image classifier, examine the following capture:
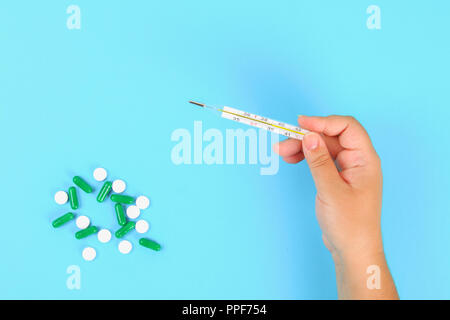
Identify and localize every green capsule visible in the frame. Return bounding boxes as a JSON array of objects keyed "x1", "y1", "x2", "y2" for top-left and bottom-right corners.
[
  {"x1": 97, "y1": 181, "x2": 112, "y2": 203},
  {"x1": 52, "y1": 212, "x2": 75, "y2": 228},
  {"x1": 68, "y1": 186, "x2": 79, "y2": 210},
  {"x1": 73, "y1": 176, "x2": 93, "y2": 193},
  {"x1": 139, "y1": 238, "x2": 161, "y2": 251},
  {"x1": 75, "y1": 226, "x2": 98, "y2": 239},
  {"x1": 115, "y1": 203, "x2": 127, "y2": 226},
  {"x1": 115, "y1": 221, "x2": 136, "y2": 238},
  {"x1": 110, "y1": 194, "x2": 135, "y2": 204}
]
